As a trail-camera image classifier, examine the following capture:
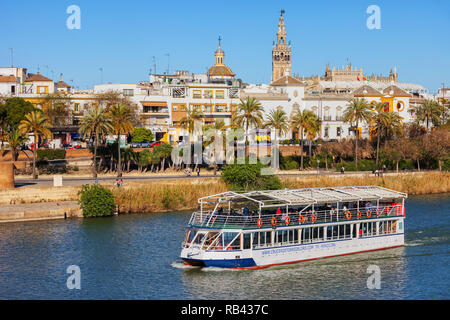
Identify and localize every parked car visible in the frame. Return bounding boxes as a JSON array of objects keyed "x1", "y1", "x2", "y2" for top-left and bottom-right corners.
[{"x1": 150, "y1": 141, "x2": 165, "y2": 148}]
